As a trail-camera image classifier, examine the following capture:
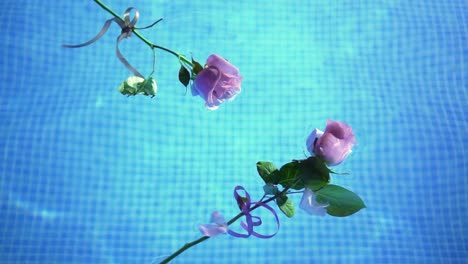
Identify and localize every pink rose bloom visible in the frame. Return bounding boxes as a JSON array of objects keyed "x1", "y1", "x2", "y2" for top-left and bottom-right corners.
[
  {"x1": 193, "y1": 54, "x2": 242, "y2": 110},
  {"x1": 306, "y1": 120, "x2": 356, "y2": 166}
]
